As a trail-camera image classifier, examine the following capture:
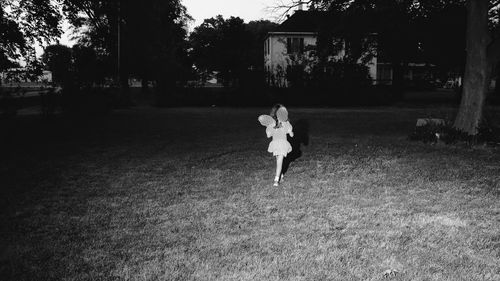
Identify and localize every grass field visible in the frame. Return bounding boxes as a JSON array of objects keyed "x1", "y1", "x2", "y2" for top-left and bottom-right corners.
[{"x1": 1, "y1": 106, "x2": 500, "y2": 280}]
